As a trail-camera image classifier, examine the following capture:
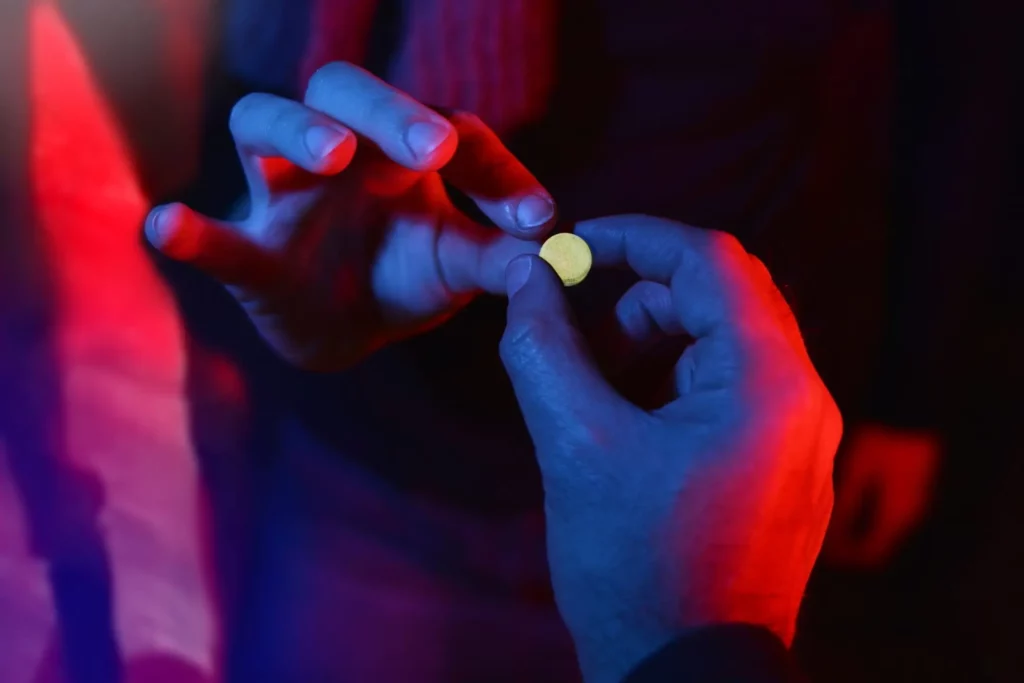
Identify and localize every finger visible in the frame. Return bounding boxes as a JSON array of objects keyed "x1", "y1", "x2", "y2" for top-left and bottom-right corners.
[
  {"x1": 589, "y1": 281, "x2": 684, "y2": 374},
  {"x1": 304, "y1": 62, "x2": 457, "y2": 171},
  {"x1": 435, "y1": 215, "x2": 541, "y2": 295},
  {"x1": 613, "y1": 280, "x2": 685, "y2": 350},
  {"x1": 576, "y1": 215, "x2": 785, "y2": 352},
  {"x1": 440, "y1": 110, "x2": 557, "y2": 239},
  {"x1": 145, "y1": 203, "x2": 287, "y2": 295},
  {"x1": 229, "y1": 92, "x2": 358, "y2": 183},
  {"x1": 500, "y1": 256, "x2": 628, "y2": 447}
]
